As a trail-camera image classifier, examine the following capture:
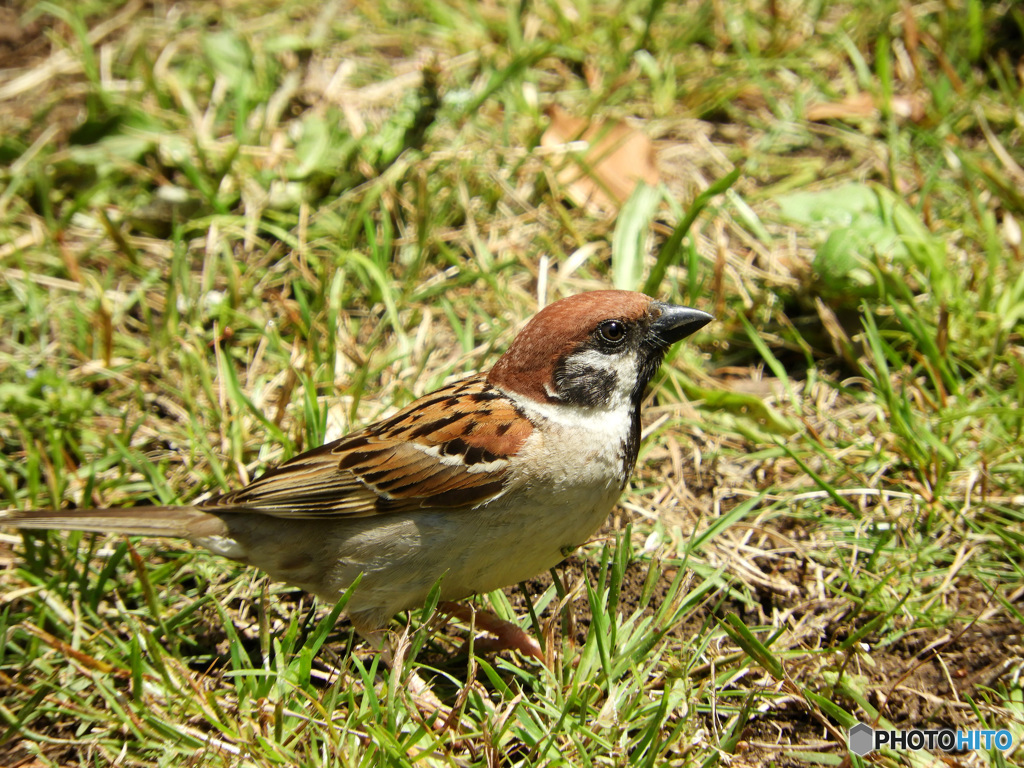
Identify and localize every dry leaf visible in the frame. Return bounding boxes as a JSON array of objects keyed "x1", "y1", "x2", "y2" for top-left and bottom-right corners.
[
  {"x1": 805, "y1": 92, "x2": 877, "y2": 121},
  {"x1": 806, "y1": 91, "x2": 927, "y2": 123},
  {"x1": 540, "y1": 106, "x2": 659, "y2": 215}
]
